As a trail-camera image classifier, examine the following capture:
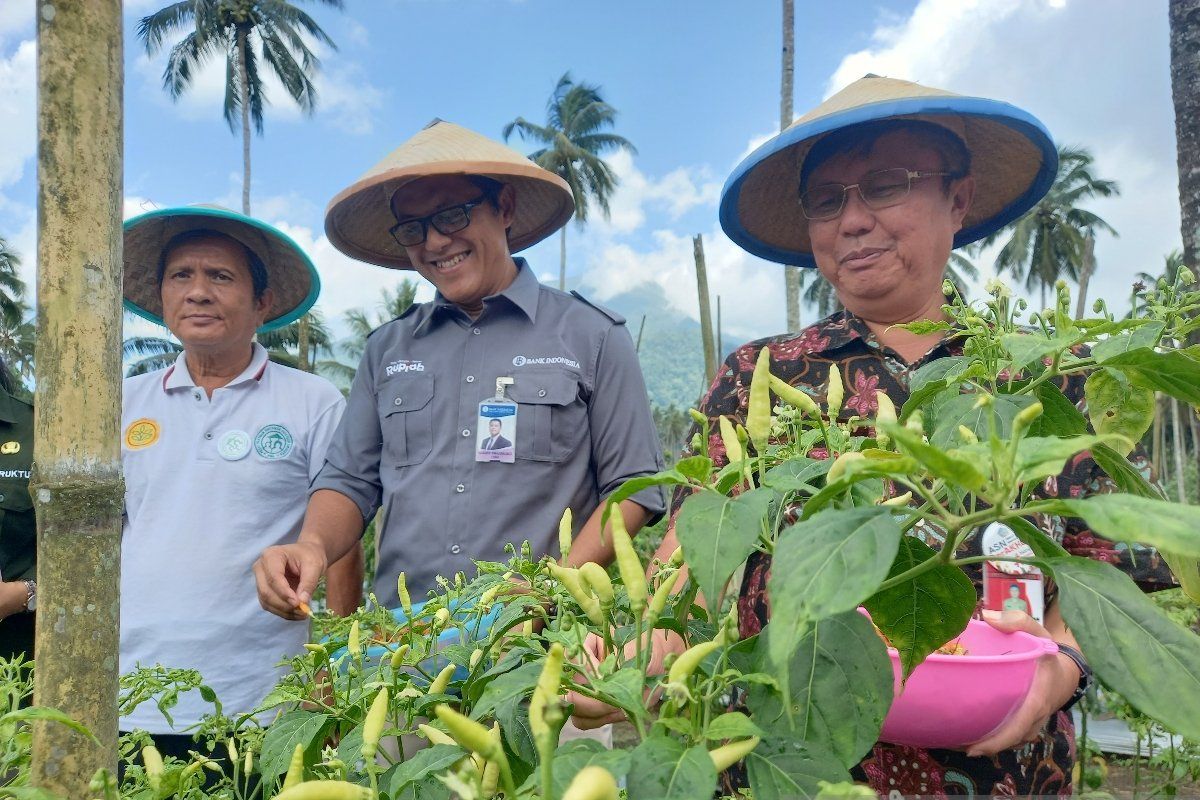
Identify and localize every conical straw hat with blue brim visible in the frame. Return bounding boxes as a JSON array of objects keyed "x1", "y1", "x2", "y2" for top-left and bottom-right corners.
[
  {"x1": 123, "y1": 205, "x2": 320, "y2": 333},
  {"x1": 719, "y1": 75, "x2": 1058, "y2": 268}
]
